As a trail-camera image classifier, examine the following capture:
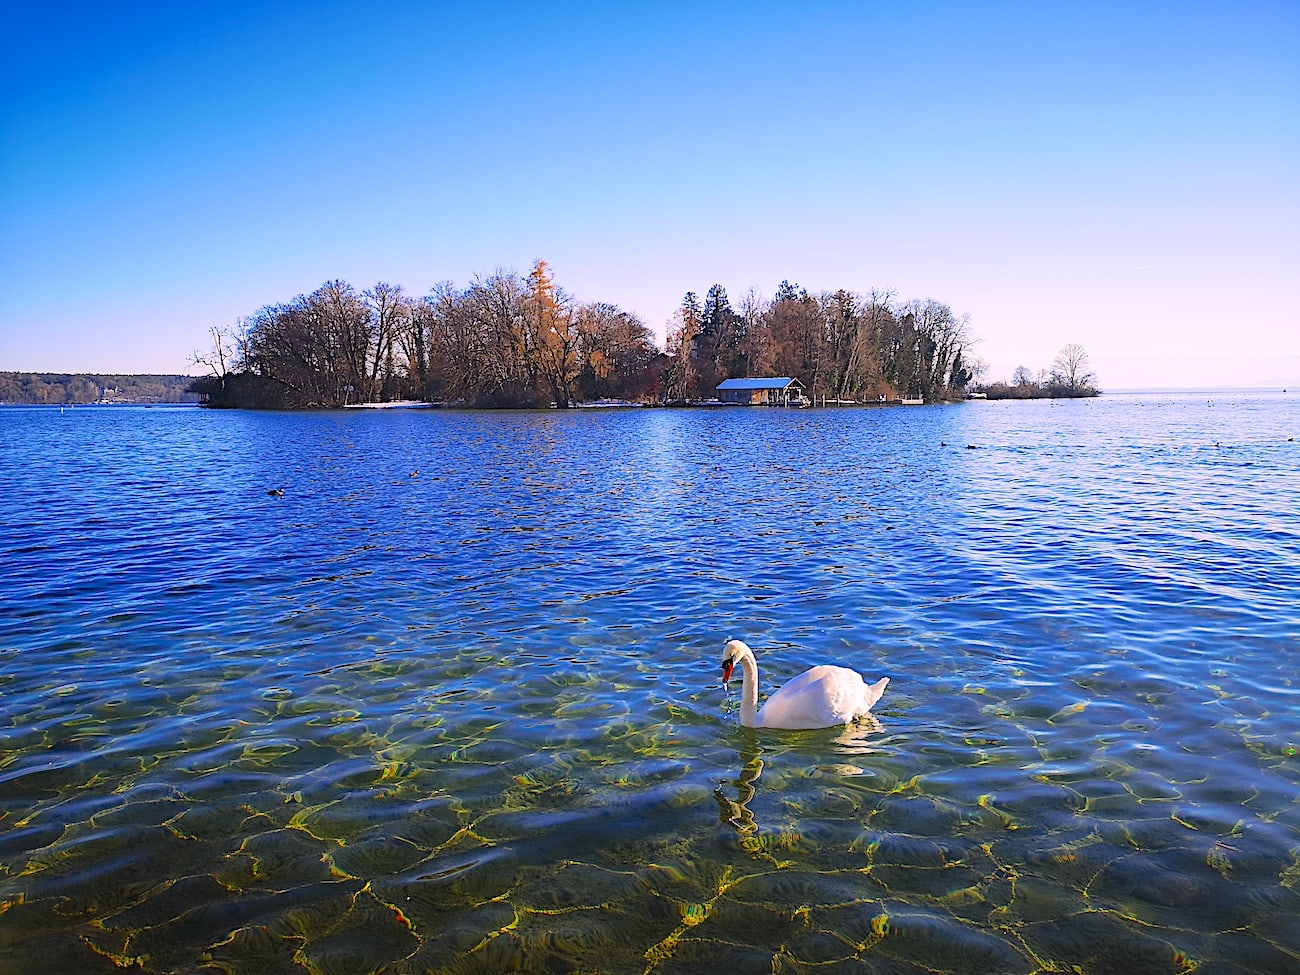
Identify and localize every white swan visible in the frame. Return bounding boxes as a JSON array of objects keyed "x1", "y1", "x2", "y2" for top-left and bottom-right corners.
[{"x1": 721, "y1": 639, "x2": 889, "y2": 730}]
